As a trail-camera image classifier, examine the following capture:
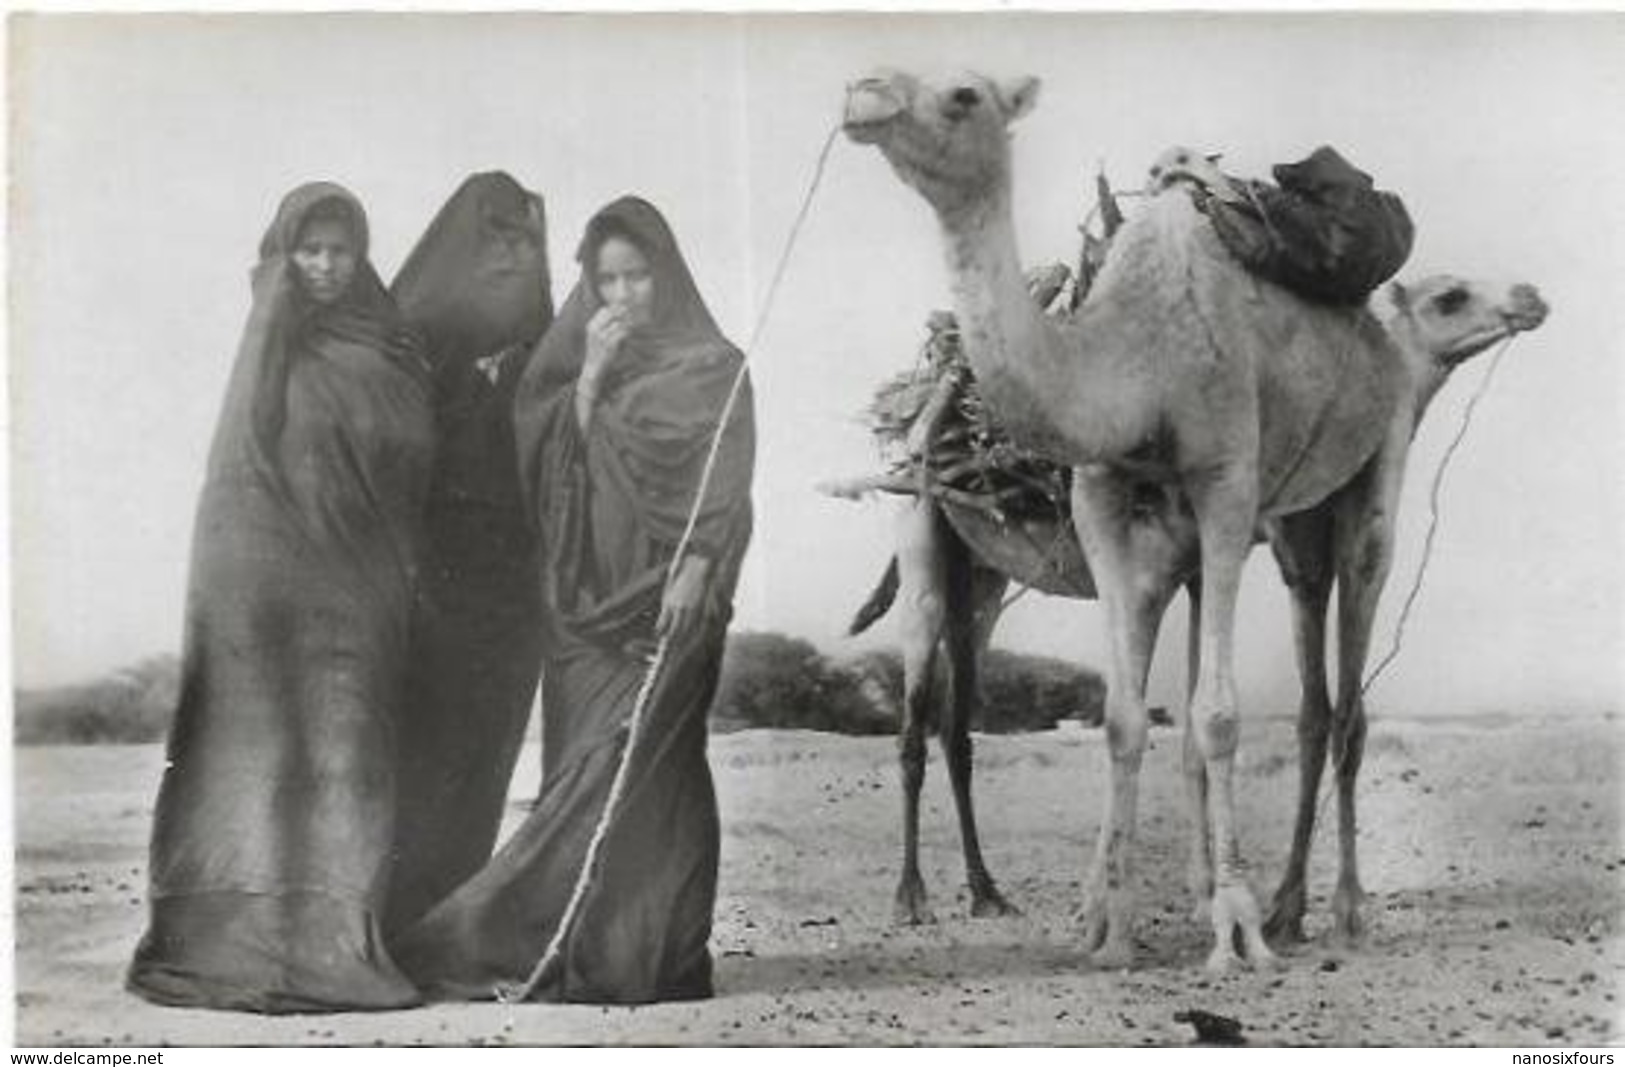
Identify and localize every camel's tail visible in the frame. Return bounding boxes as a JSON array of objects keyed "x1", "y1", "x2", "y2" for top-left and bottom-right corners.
[{"x1": 848, "y1": 557, "x2": 900, "y2": 636}]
